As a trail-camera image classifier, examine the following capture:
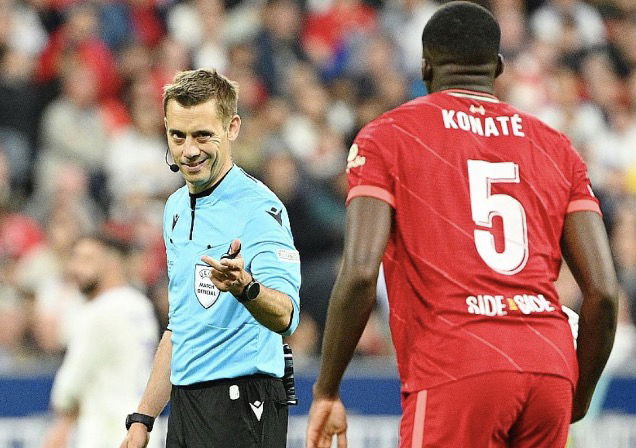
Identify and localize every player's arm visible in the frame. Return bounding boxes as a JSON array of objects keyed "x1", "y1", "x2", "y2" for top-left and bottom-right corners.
[
  {"x1": 242, "y1": 286, "x2": 293, "y2": 333},
  {"x1": 49, "y1": 311, "x2": 103, "y2": 418},
  {"x1": 202, "y1": 239, "x2": 296, "y2": 333},
  {"x1": 42, "y1": 409, "x2": 78, "y2": 448},
  {"x1": 561, "y1": 211, "x2": 619, "y2": 423},
  {"x1": 45, "y1": 310, "x2": 104, "y2": 447},
  {"x1": 314, "y1": 197, "x2": 391, "y2": 396},
  {"x1": 121, "y1": 330, "x2": 173, "y2": 448},
  {"x1": 306, "y1": 197, "x2": 392, "y2": 448}
]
